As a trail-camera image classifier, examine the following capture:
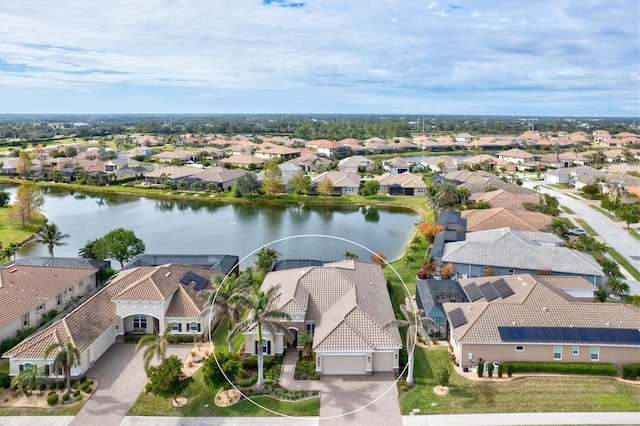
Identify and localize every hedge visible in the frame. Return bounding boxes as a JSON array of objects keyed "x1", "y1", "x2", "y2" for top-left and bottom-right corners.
[
  {"x1": 504, "y1": 361, "x2": 617, "y2": 376},
  {"x1": 0, "y1": 371, "x2": 10, "y2": 389},
  {"x1": 621, "y1": 363, "x2": 640, "y2": 380}
]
